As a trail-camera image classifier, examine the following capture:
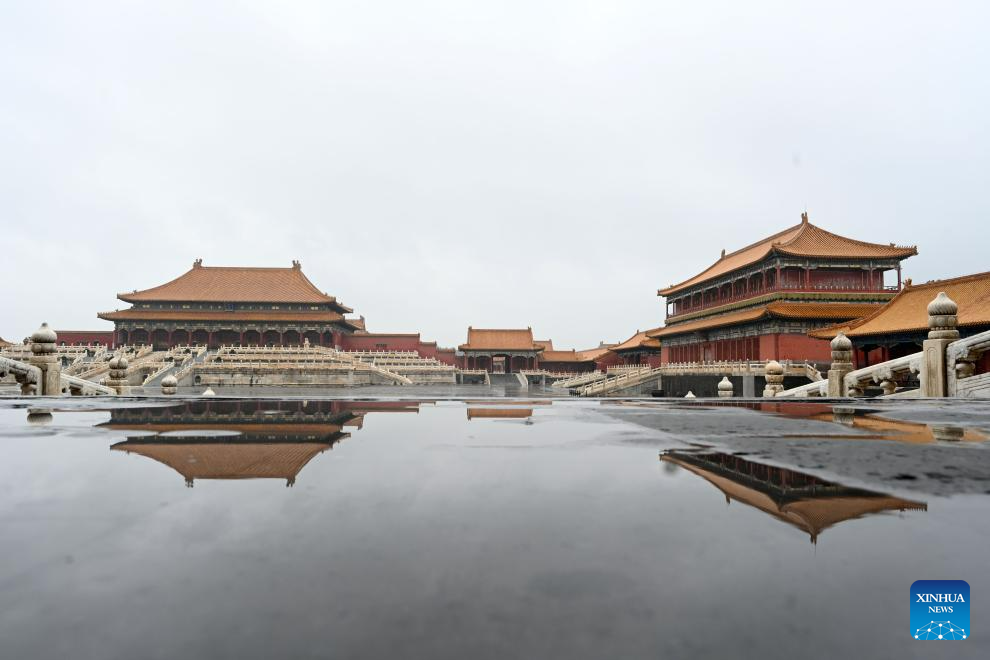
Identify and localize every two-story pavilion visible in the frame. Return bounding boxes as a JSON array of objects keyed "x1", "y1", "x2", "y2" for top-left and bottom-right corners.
[
  {"x1": 98, "y1": 260, "x2": 358, "y2": 349},
  {"x1": 651, "y1": 213, "x2": 917, "y2": 364},
  {"x1": 458, "y1": 327, "x2": 543, "y2": 373}
]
